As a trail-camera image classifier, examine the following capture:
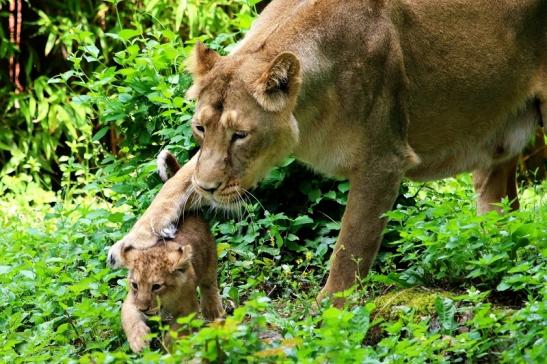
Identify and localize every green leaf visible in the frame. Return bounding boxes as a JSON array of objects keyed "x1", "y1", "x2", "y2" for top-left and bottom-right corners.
[
  {"x1": 292, "y1": 215, "x2": 313, "y2": 226},
  {"x1": 175, "y1": 0, "x2": 188, "y2": 31},
  {"x1": 118, "y1": 28, "x2": 142, "y2": 41},
  {"x1": 92, "y1": 127, "x2": 110, "y2": 142},
  {"x1": 434, "y1": 297, "x2": 457, "y2": 334},
  {"x1": 44, "y1": 33, "x2": 56, "y2": 56},
  {"x1": 83, "y1": 44, "x2": 100, "y2": 58},
  {"x1": 60, "y1": 70, "x2": 75, "y2": 81},
  {"x1": 145, "y1": 0, "x2": 161, "y2": 12},
  {"x1": 107, "y1": 212, "x2": 125, "y2": 223}
]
